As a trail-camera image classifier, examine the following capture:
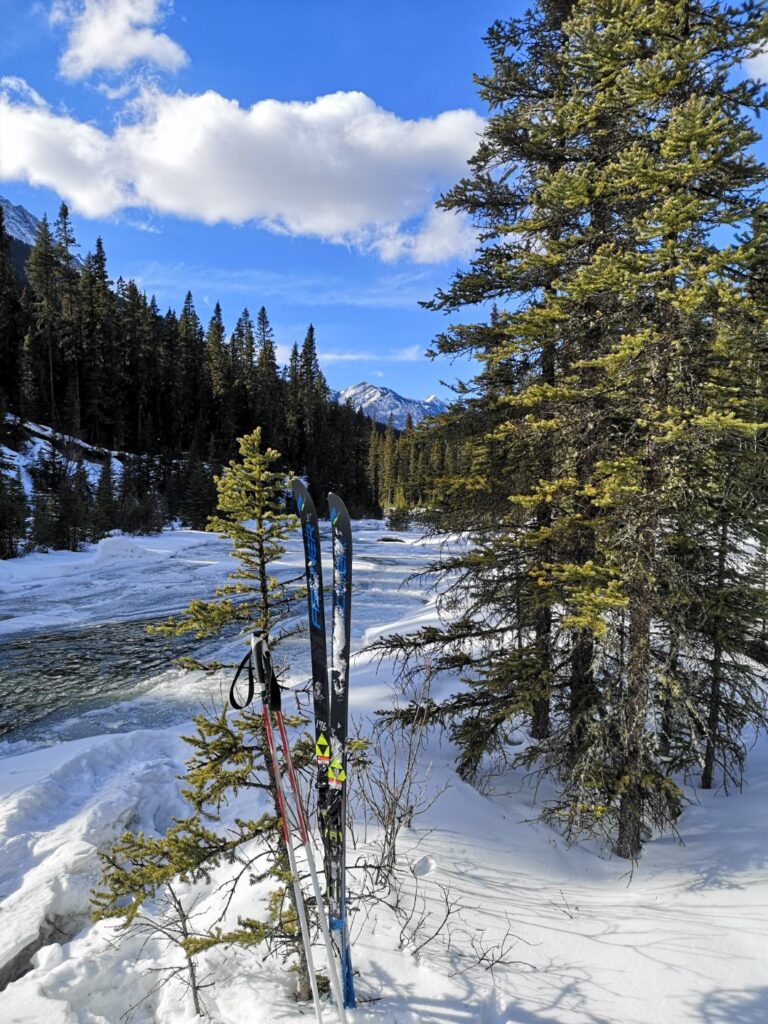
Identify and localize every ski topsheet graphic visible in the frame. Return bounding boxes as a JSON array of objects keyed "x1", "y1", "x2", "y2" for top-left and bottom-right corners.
[
  {"x1": 328, "y1": 492, "x2": 356, "y2": 1007},
  {"x1": 292, "y1": 480, "x2": 356, "y2": 1009},
  {"x1": 291, "y1": 479, "x2": 332, "y2": 854}
]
